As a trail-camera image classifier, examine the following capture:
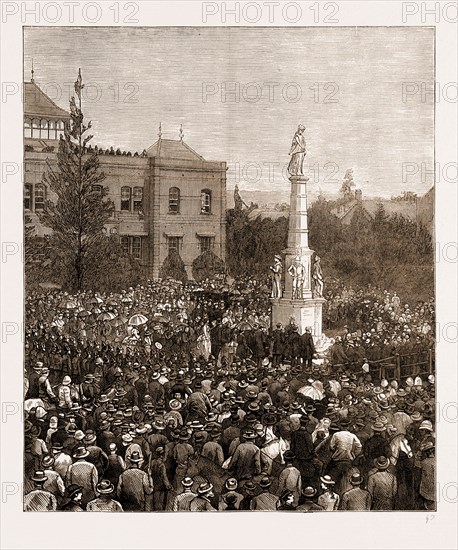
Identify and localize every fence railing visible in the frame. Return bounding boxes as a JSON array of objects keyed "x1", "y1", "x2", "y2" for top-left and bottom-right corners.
[{"x1": 330, "y1": 348, "x2": 434, "y2": 381}]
